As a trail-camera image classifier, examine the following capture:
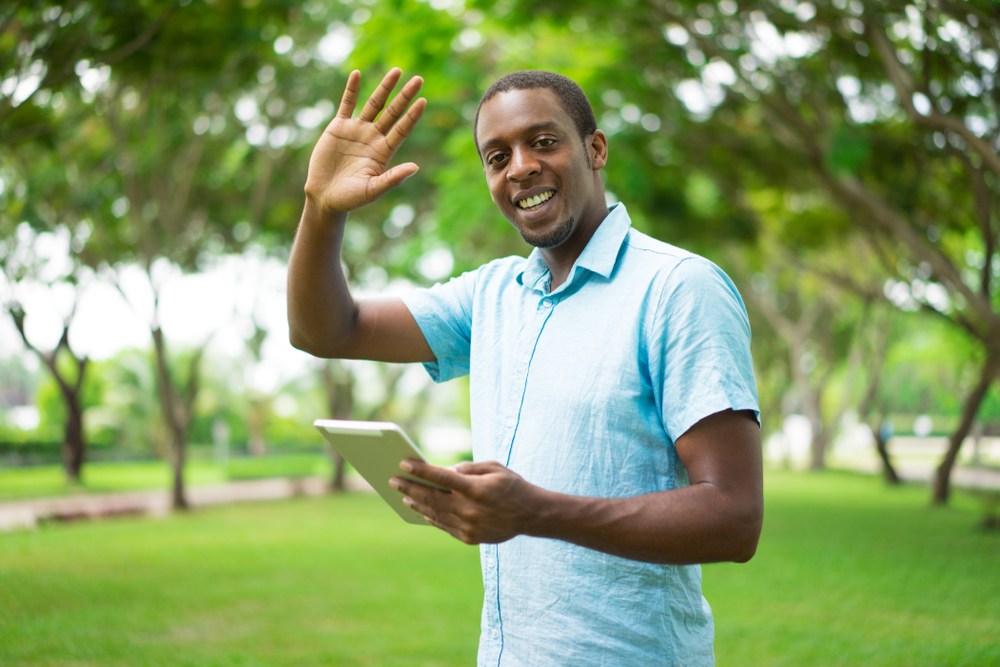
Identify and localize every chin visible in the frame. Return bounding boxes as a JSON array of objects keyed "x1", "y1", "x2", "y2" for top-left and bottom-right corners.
[{"x1": 520, "y1": 217, "x2": 575, "y2": 249}]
